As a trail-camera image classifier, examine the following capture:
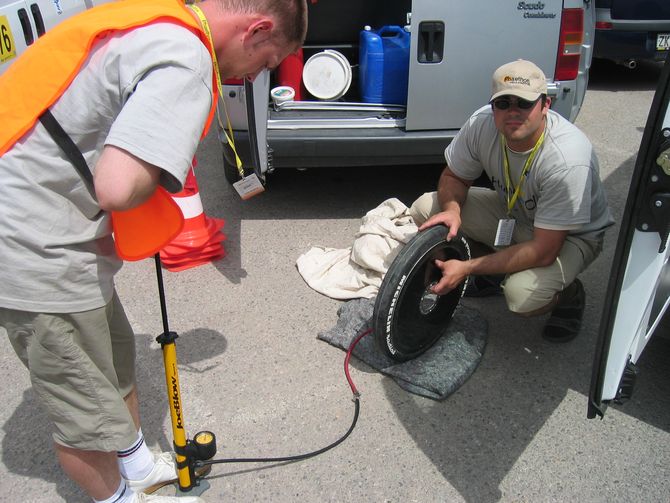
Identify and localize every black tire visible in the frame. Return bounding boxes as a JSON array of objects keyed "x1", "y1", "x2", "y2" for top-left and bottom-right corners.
[
  {"x1": 373, "y1": 224, "x2": 471, "y2": 362},
  {"x1": 222, "y1": 143, "x2": 245, "y2": 185}
]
